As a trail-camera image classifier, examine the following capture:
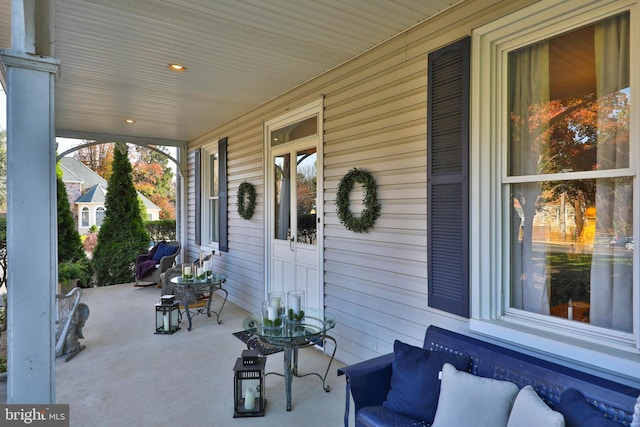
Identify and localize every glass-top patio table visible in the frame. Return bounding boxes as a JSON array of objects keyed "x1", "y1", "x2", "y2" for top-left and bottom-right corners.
[
  {"x1": 170, "y1": 273, "x2": 227, "y2": 331},
  {"x1": 242, "y1": 309, "x2": 337, "y2": 411}
]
